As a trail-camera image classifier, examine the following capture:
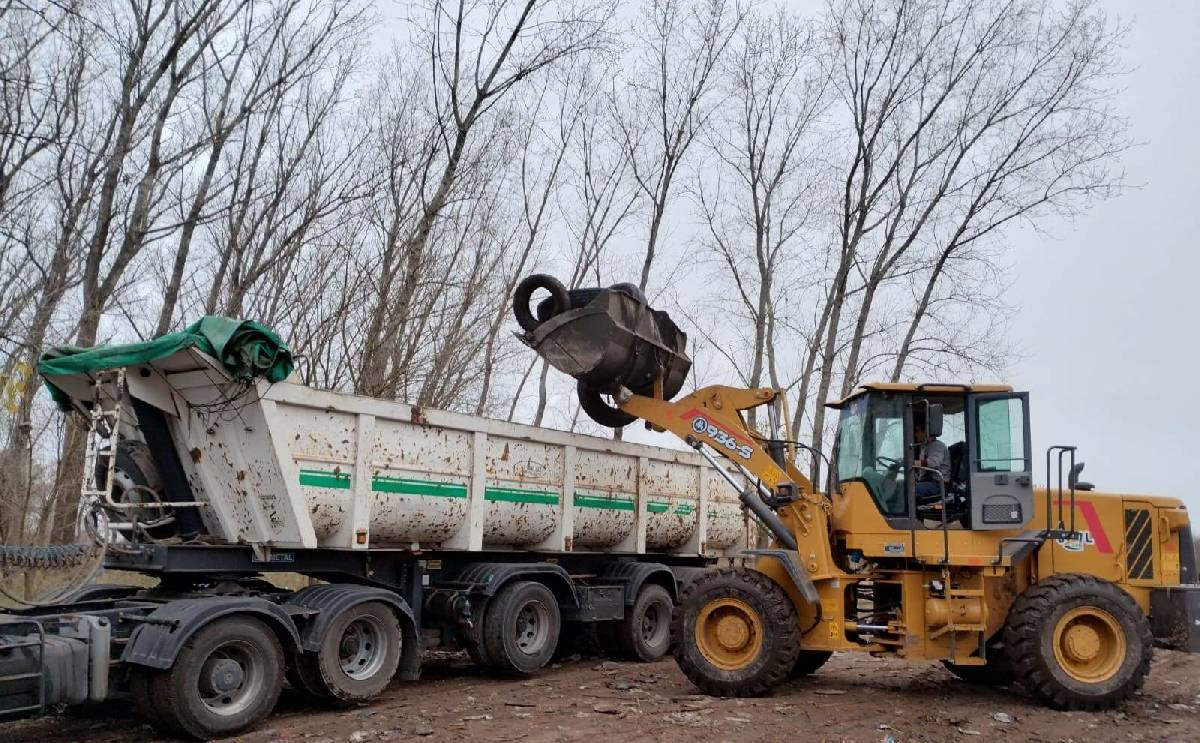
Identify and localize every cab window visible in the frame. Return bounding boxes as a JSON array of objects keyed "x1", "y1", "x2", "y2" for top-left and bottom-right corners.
[
  {"x1": 975, "y1": 396, "x2": 1028, "y2": 472},
  {"x1": 834, "y1": 394, "x2": 907, "y2": 516}
]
